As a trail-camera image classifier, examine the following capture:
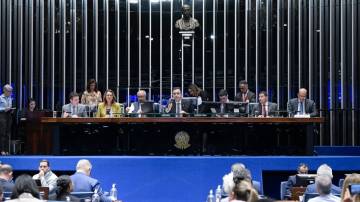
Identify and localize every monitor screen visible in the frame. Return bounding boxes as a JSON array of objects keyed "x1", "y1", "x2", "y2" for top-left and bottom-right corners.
[
  {"x1": 295, "y1": 174, "x2": 317, "y2": 187},
  {"x1": 225, "y1": 102, "x2": 249, "y2": 115}
]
